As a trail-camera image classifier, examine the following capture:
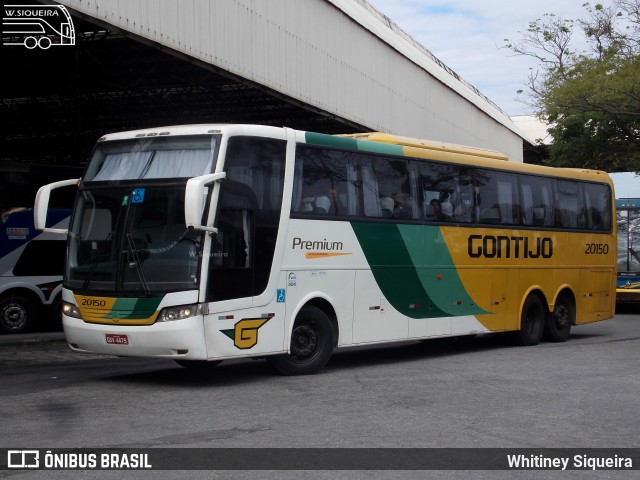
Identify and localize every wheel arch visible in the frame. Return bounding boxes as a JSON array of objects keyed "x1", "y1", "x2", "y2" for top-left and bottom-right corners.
[
  {"x1": 519, "y1": 286, "x2": 549, "y2": 324},
  {"x1": 0, "y1": 286, "x2": 46, "y2": 308},
  {"x1": 288, "y1": 293, "x2": 339, "y2": 350}
]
